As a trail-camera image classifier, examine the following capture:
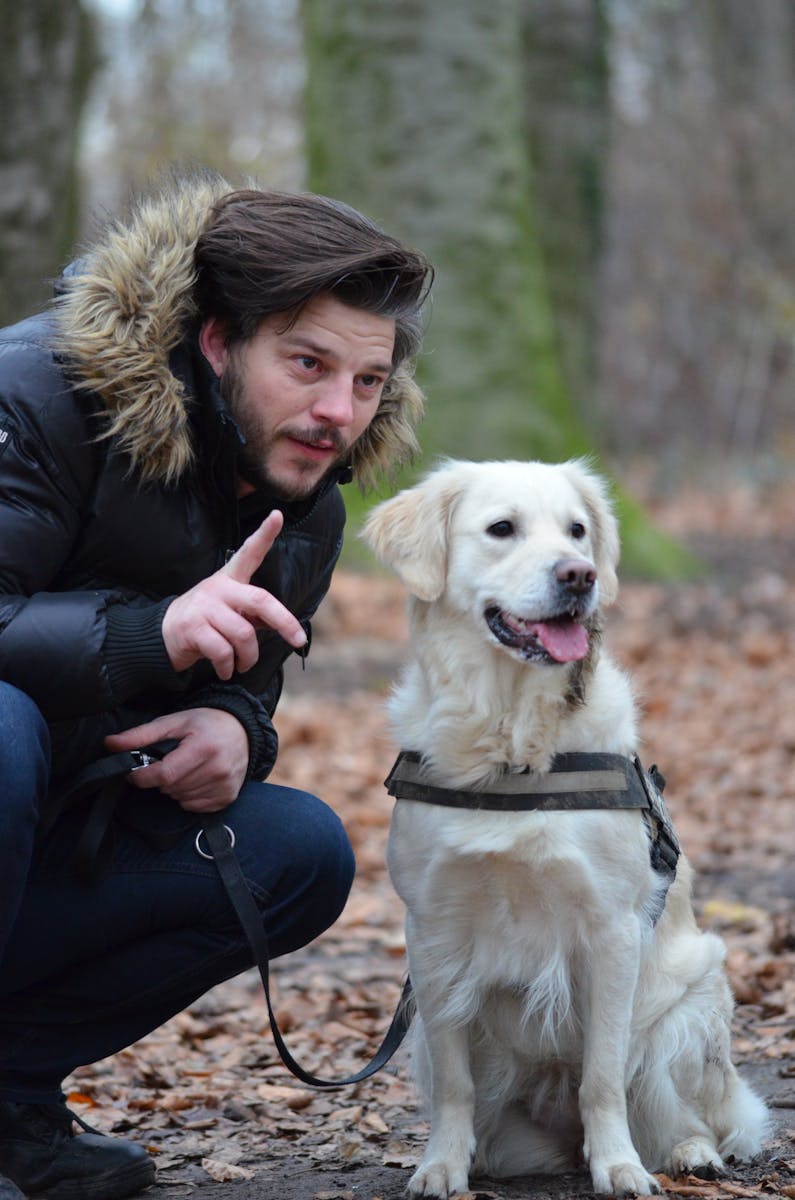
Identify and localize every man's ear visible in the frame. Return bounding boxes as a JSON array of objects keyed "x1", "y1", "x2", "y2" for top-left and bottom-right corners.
[
  {"x1": 361, "y1": 463, "x2": 465, "y2": 601},
  {"x1": 198, "y1": 317, "x2": 230, "y2": 378}
]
